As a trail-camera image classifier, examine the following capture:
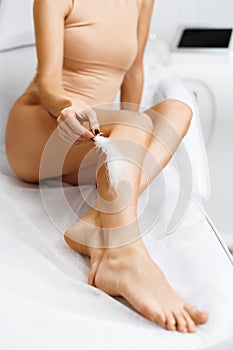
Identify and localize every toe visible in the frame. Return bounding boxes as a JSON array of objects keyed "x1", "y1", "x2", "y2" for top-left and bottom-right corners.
[
  {"x1": 174, "y1": 311, "x2": 187, "y2": 333},
  {"x1": 139, "y1": 303, "x2": 167, "y2": 329},
  {"x1": 153, "y1": 311, "x2": 166, "y2": 329},
  {"x1": 165, "y1": 312, "x2": 177, "y2": 331},
  {"x1": 182, "y1": 310, "x2": 197, "y2": 333},
  {"x1": 185, "y1": 304, "x2": 208, "y2": 325}
]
